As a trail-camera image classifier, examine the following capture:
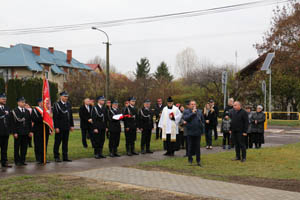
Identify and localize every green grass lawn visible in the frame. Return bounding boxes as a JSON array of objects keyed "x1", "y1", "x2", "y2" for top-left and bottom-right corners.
[
  {"x1": 139, "y1": 142, "x2": 300, "y2": 181},
  {"x1": 7, "y1": 131, "x2": 222, "y2": 163}
]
